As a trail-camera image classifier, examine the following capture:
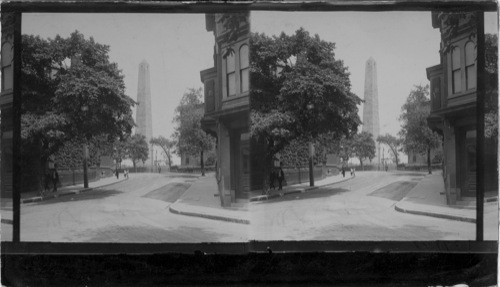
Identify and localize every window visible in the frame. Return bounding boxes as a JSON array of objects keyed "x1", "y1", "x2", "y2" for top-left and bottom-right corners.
[
  {"x1": 1, "y1": 42, "x2": 13, "y2": 90},
  {"x1": 226, "y1": 52, "x2": 236, "y2": 97},
  {"x1": 465, "y1": 41, "x2": 476, "y2": 90},
  {"x1": 451, "y1": 47, "x2": 461, "y2": 94},
  {"x1": 239, "y1": 45, "x2": 249, "y2": 93}
]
